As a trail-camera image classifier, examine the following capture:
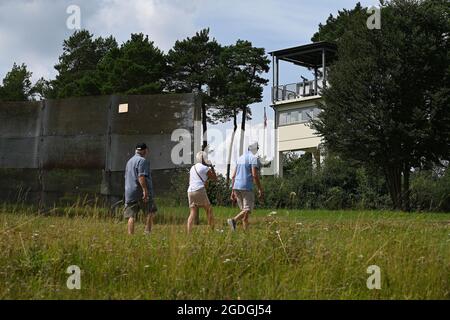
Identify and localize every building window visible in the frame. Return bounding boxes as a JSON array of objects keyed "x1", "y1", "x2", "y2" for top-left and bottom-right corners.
[{"x1": 278, "y1": 107, "x2": 321, "y2": 126}]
